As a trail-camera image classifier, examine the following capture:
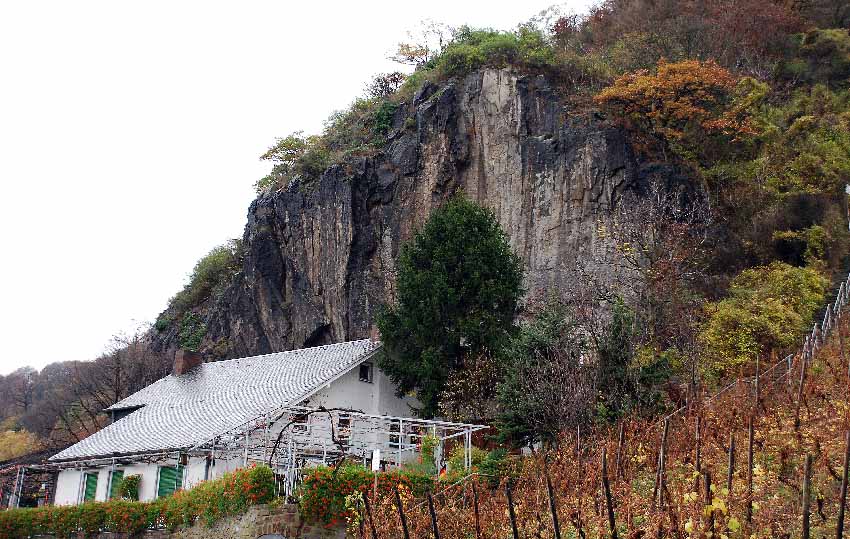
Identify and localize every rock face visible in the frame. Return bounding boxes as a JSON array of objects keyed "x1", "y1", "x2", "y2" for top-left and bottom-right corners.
[{"x1": 153, "y1": 68, "x2": 640, "y2": 358}]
